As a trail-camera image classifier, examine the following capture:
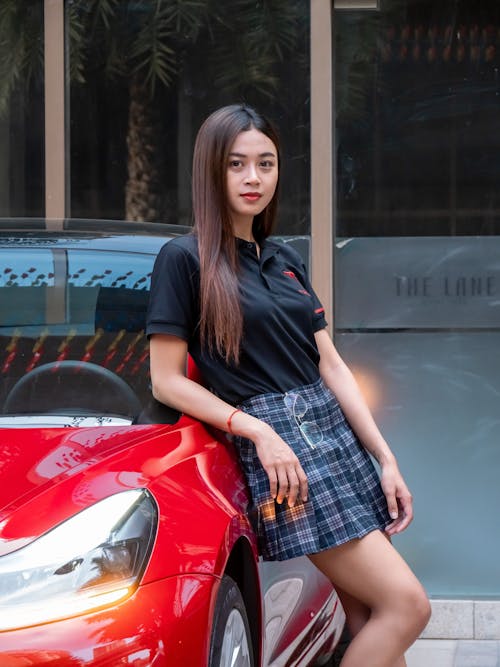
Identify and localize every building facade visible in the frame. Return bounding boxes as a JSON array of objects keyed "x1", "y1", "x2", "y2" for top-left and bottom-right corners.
[{"x1": 1, "y1": 0, "x2": 500, "y2": 639}]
